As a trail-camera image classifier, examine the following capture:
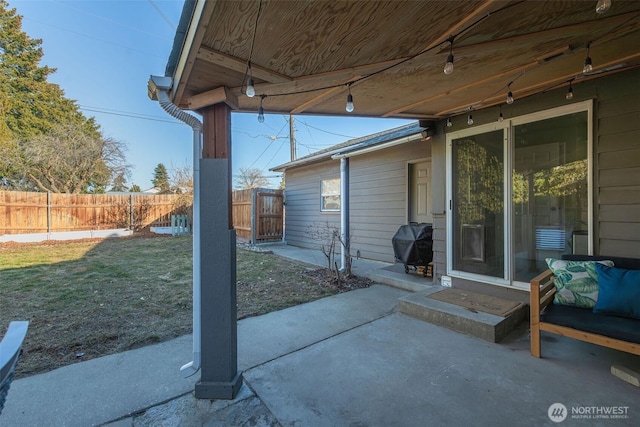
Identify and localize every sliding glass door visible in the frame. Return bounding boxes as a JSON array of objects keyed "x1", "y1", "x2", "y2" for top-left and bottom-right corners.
[
  {"x1": 512, "y1": 111, "x2": 589, "y2": 282},
  {"x1": 447, "y1": 102, "x2": 591, "y2": 288},
  {"x1": 451, "y1": 129, "x2": 505, "y2": 280}
]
